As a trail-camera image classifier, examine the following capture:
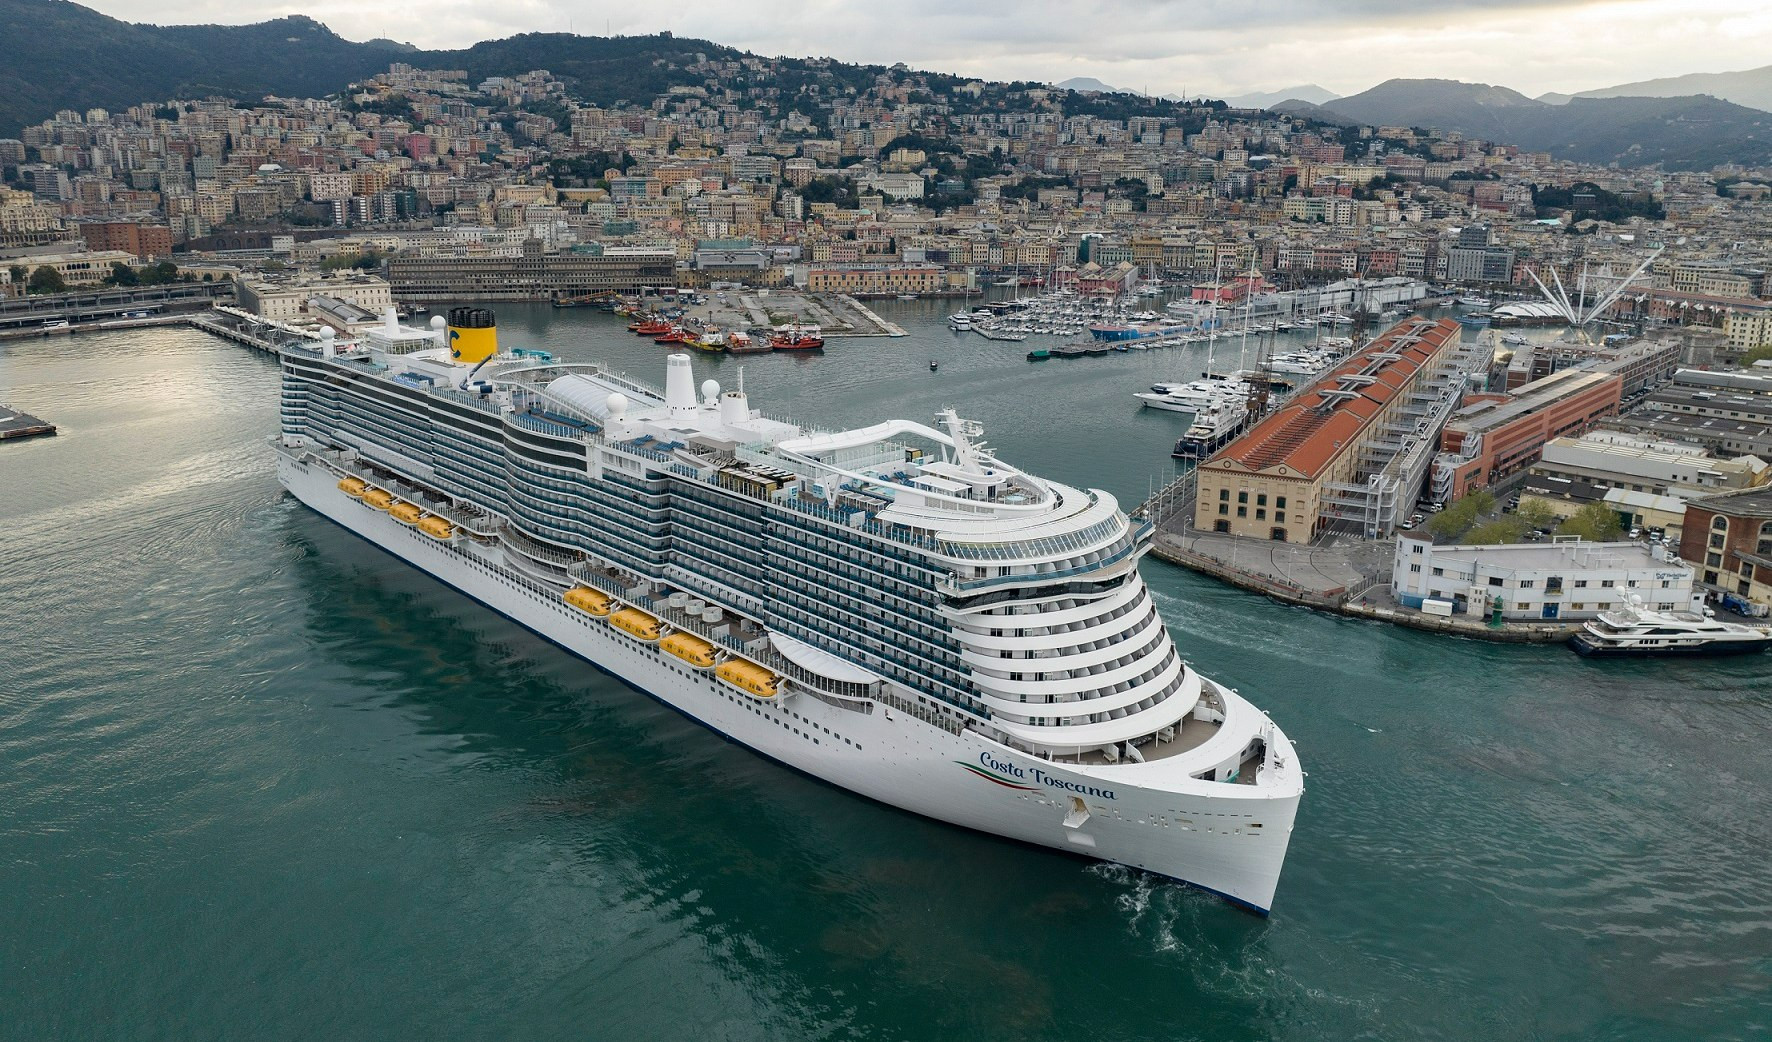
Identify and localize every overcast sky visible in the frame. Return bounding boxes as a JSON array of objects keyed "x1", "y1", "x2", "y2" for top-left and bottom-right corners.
[{"x1": 78, "y1": 0, "x2": 1772, "y2": 99}]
